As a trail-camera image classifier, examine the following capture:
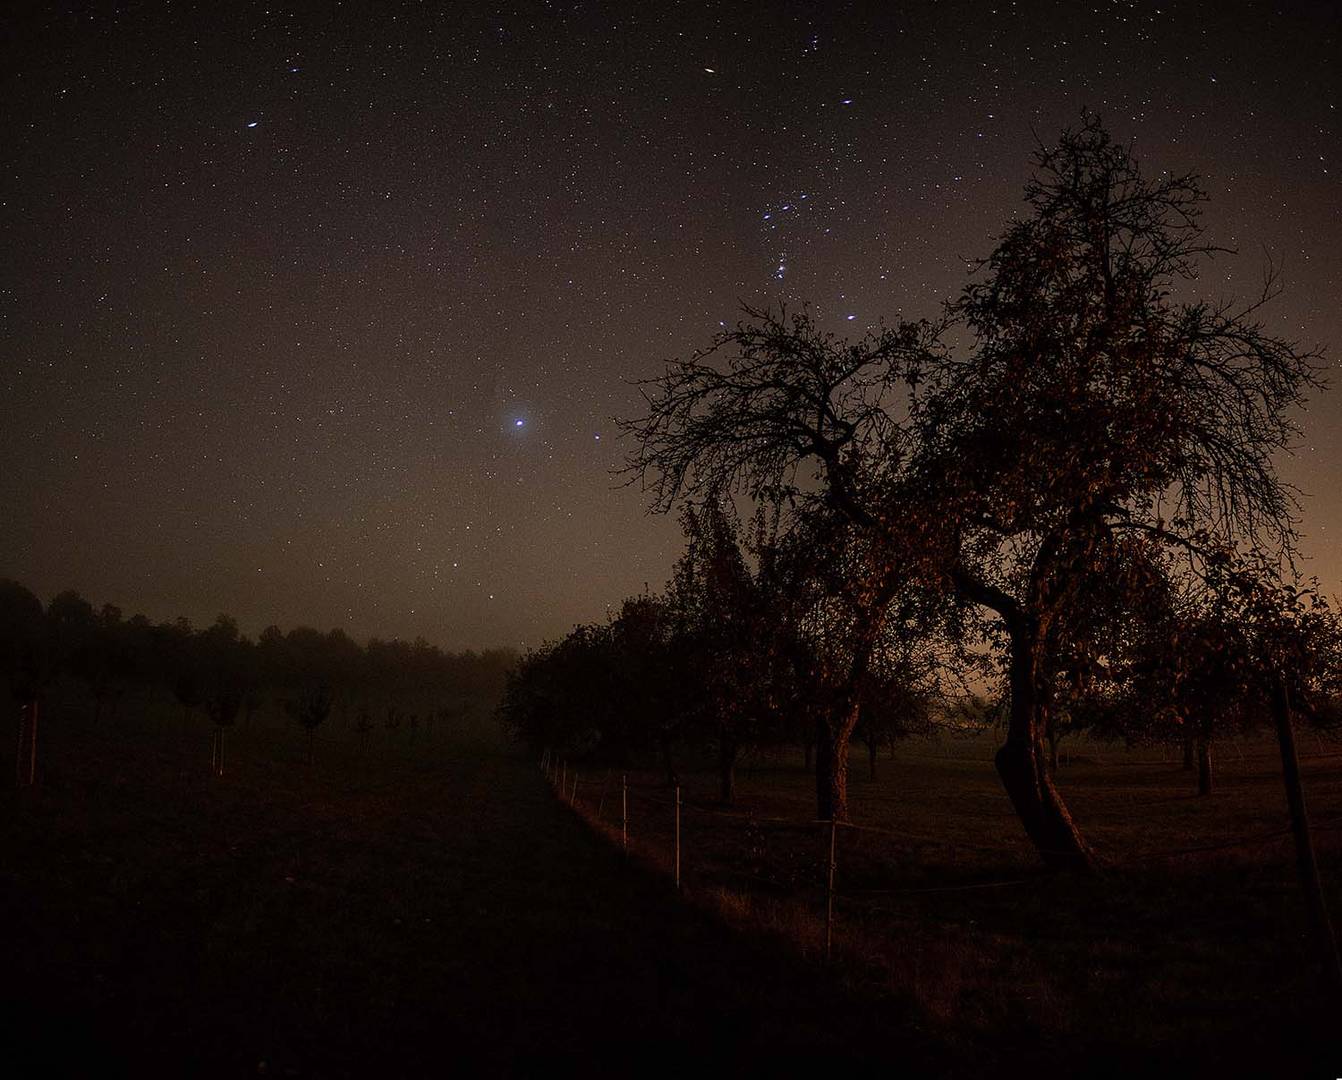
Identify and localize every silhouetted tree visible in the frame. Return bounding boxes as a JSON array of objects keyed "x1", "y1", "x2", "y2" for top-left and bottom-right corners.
[
  {"x1": 855, "y1": 648, "x2": 939, "y2": 781},
  {"x1": 777, "y1": 517, "x2": 915, "y2": 821},
  {"x1": 200, "y1": 614, "x2": 246, "y2": 776},
  {"x1": 286, "y1": 683, "x2": 332, "y2": 765},
  {"x1": 609, "y1": 595, "x2": 683, "y2": 783},
  {"x1": 665, "y1": 500, "x2": 772, "y2": 803},
  {"x1": 1187, "y1": 552, "x2": 1342, "y2": 989},
  {"x1": 161, "y1": 616, "x2": 204, "y2": 724},
  {"x1": 624, "y1": 114, "x2": 1322, "y2": 870}
]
